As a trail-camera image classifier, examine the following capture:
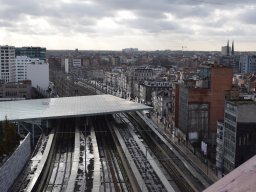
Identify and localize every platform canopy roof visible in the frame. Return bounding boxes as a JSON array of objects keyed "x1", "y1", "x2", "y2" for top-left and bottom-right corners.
[{"x1": 0, "y1": 95, "x2": 152, "y2": 121}]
